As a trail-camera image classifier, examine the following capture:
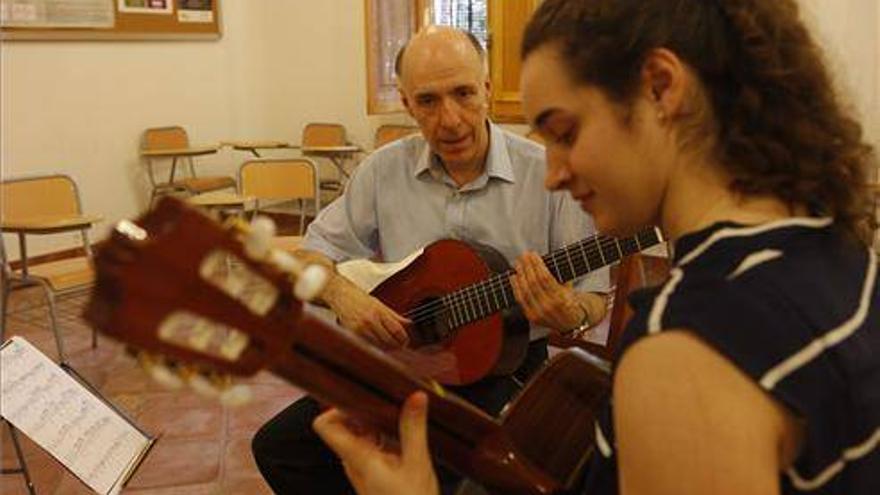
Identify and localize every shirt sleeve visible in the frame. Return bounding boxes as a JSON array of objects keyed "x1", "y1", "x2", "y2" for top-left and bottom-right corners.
[
  {"x1": 549, "y1": 190, "x2": 612, "y2": 293},
  {"x1": 301, "y1": 155, "x2": 381, "y2": 262}
]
